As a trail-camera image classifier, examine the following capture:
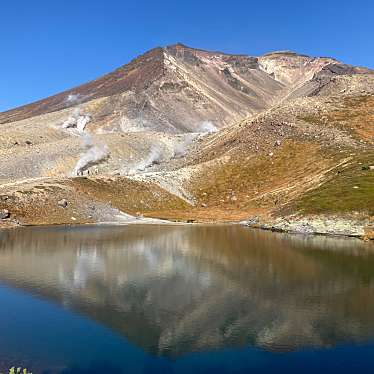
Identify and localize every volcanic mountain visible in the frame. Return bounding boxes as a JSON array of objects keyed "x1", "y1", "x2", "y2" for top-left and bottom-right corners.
[{"x1": 0, "y1": 44, "x2": 373, "y2": 238}]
